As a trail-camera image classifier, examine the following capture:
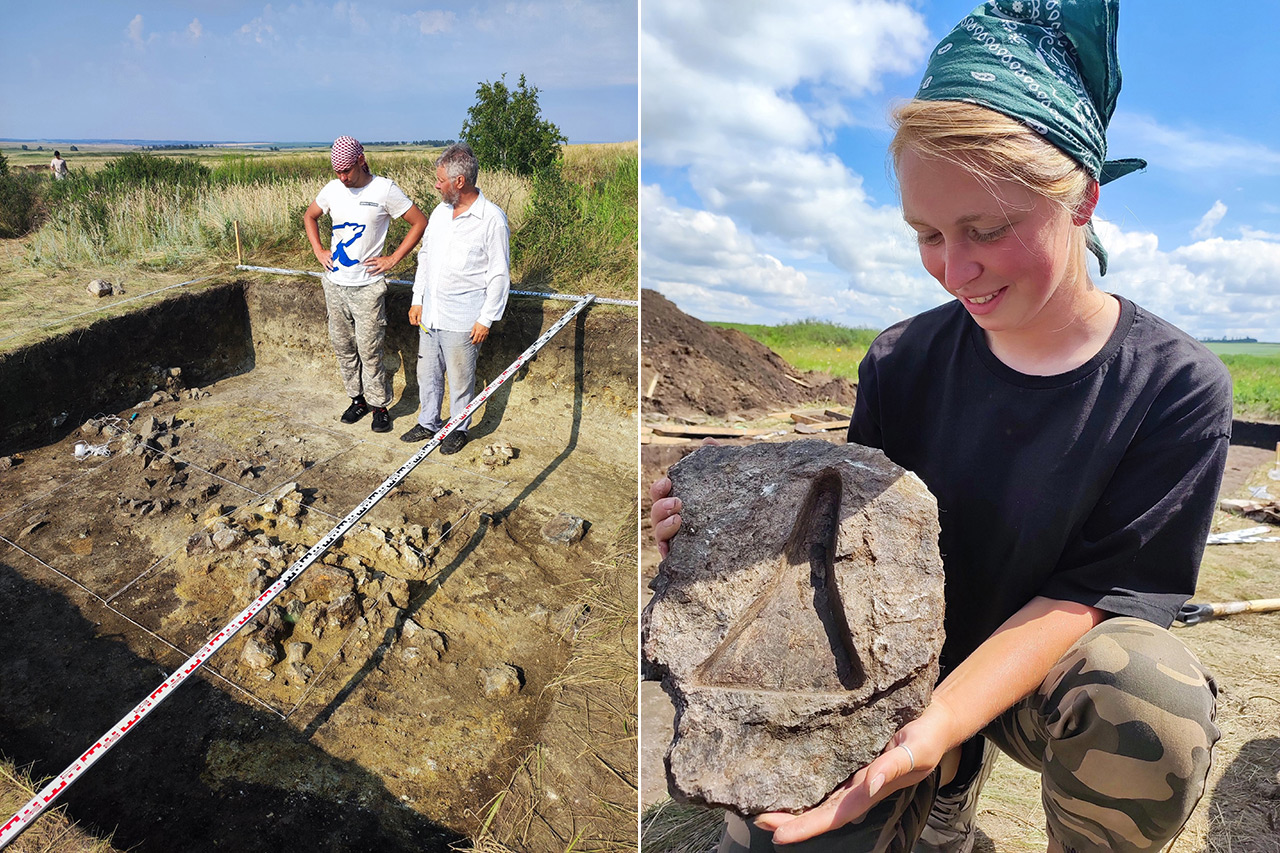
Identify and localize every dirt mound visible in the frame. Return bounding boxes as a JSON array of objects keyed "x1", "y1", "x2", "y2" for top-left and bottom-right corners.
[{"x1": 640, "y1": 289, "x2": 855, "y2": 420}]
